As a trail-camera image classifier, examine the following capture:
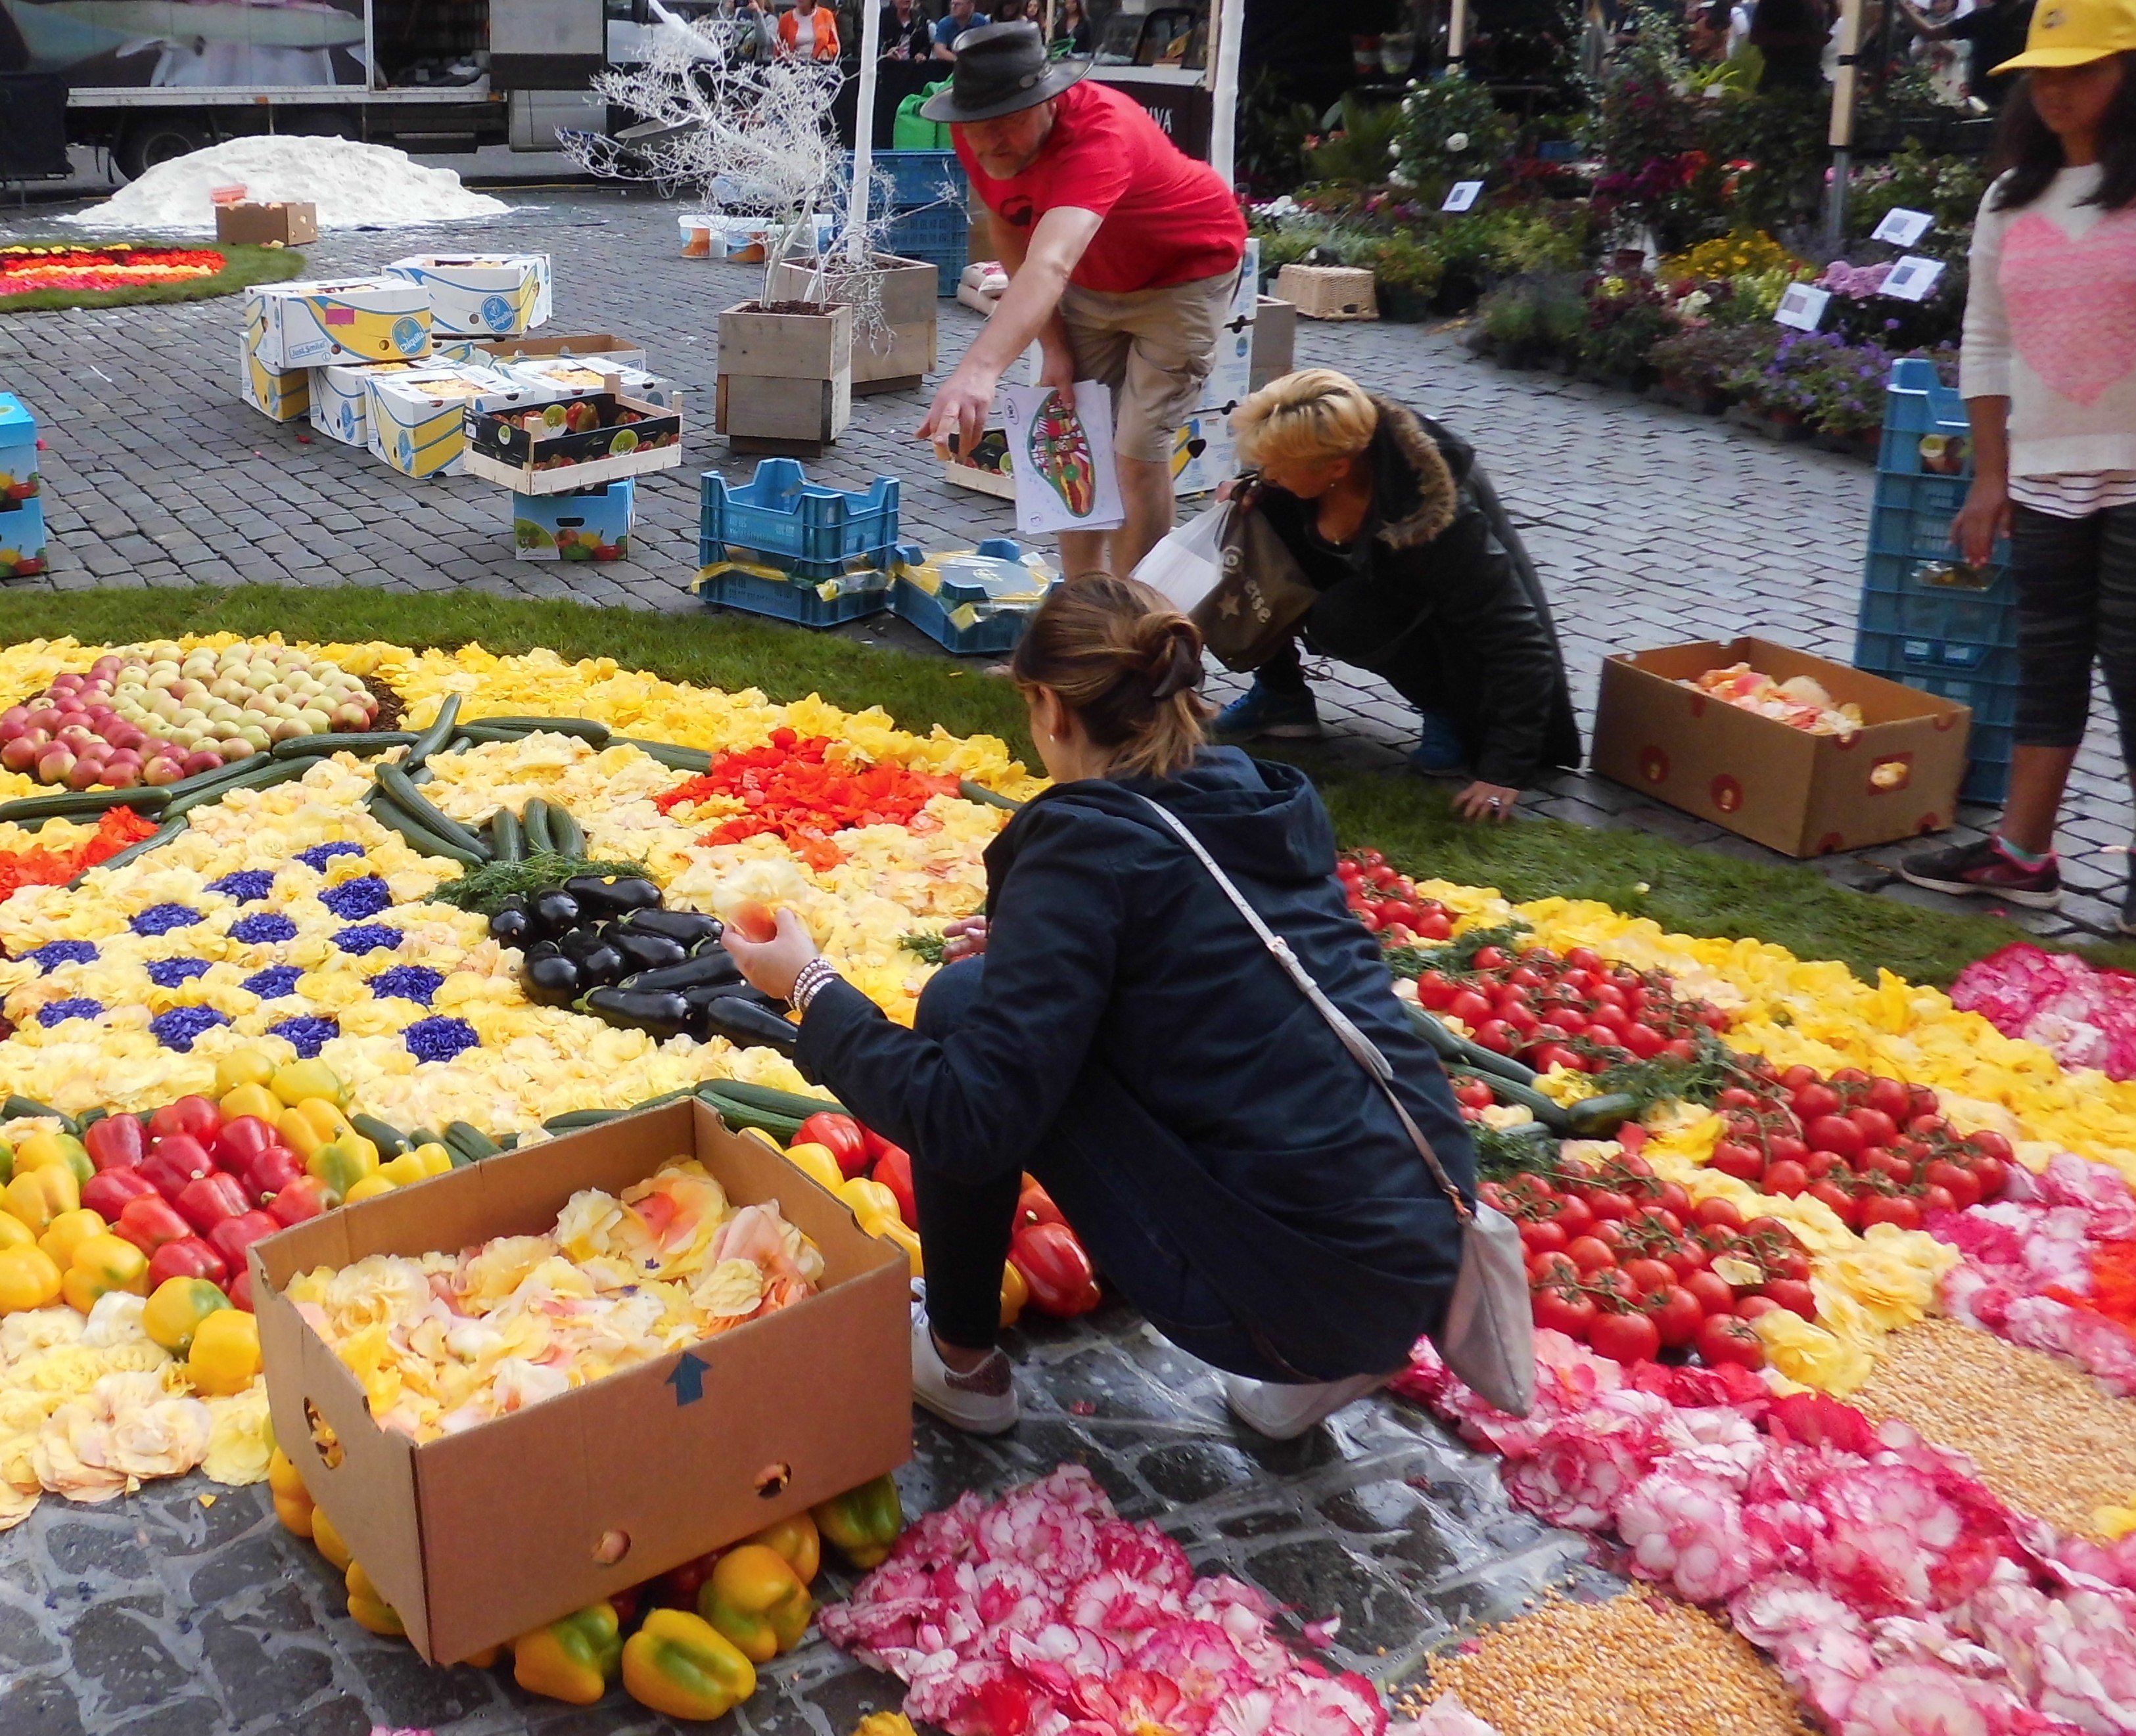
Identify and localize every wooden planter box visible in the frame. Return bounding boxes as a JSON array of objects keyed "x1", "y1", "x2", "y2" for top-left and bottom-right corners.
[
  {"x1": 766, "y1": 255, "x2": 937, "y2": 396},
  {"x1": 716, "y1": 300, "x2": 854, "y2": 455},
  {"x1": 1275, "y1": 264, "x2": 1377, "y2": 321}
]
